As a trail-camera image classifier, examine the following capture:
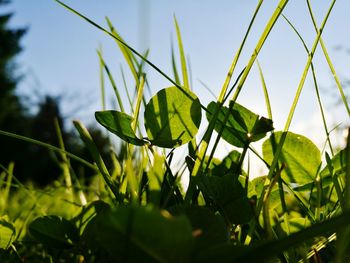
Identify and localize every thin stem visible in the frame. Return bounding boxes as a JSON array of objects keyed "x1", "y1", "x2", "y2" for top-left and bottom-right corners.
[
  {"x1": 306, "y1": 0, "x2": 350, "y2": 117},
  {"x1": 249, "y1": 0, "x2": 336, "y2": 244}
]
